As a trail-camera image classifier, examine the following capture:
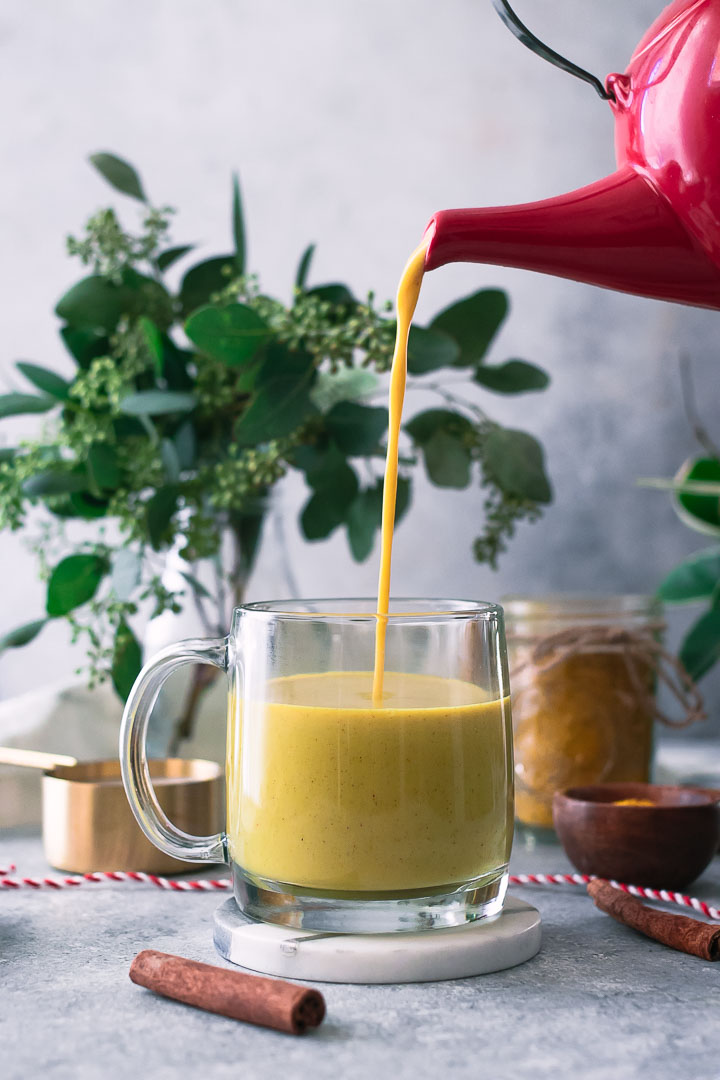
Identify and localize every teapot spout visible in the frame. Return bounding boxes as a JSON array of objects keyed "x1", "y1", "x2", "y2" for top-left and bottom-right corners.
[{"x1": 424, "y1": 168, "x2": 720, "y2": 310}]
